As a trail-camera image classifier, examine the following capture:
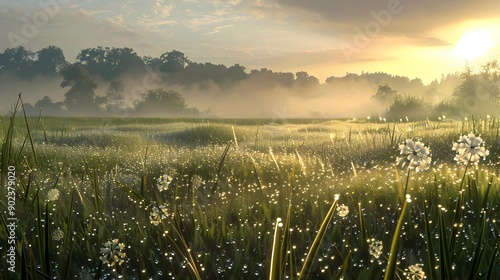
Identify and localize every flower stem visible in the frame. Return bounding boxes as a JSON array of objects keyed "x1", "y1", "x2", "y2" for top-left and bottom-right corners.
[{"x1": 404, "y1": 168, "x2": 411, "y2": 197}]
